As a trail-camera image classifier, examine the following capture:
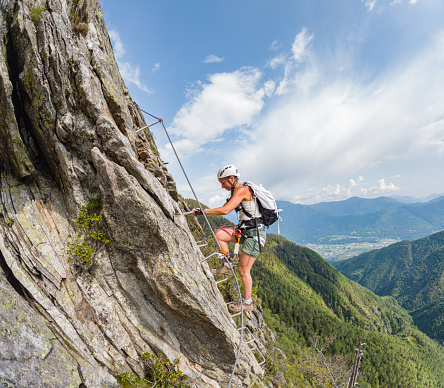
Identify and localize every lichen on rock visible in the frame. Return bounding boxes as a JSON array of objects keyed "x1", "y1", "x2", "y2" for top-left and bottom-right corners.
[{"x1": 0, "y1": 0, "x2": 264, "y2": 387}]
